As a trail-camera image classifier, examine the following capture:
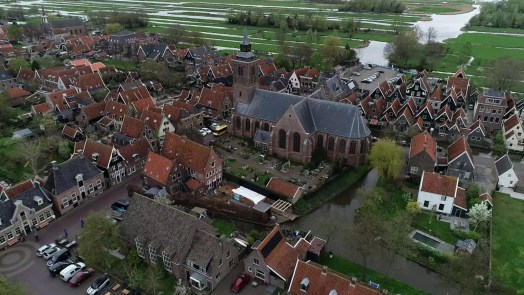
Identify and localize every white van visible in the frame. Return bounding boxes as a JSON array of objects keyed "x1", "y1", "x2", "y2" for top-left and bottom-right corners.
[{"x1": 59, "y1": 262, "x2": 85, "y2": 282}]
